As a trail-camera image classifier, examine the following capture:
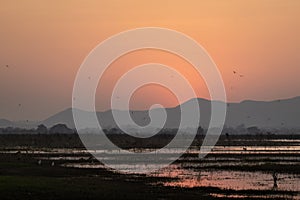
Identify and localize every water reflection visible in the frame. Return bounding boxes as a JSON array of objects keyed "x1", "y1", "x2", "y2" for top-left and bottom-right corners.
[
  {"x1": 155, "y1": 166, "x2": 300, "y2": 191},
  {"x1": 2, "y1": 143, "x2": 299, "y2": 197}
]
